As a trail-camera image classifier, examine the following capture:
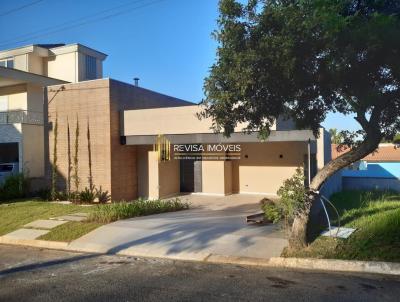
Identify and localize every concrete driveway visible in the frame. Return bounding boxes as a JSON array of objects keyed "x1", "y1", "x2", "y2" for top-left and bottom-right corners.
[{"x1": 69, "y1": 194, "x2": 288, "y2": 261}]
